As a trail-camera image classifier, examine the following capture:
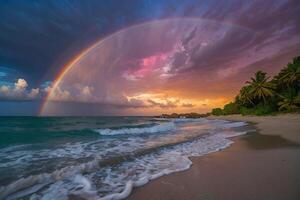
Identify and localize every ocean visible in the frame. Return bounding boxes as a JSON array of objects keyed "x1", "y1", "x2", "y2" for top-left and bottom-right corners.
[{"x1": 0, "y1": 116, "x2": 250, "y2": 200}]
